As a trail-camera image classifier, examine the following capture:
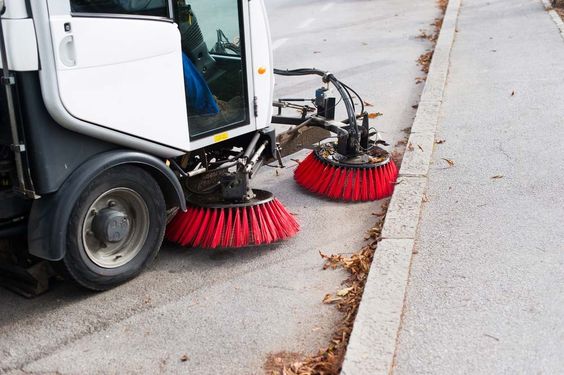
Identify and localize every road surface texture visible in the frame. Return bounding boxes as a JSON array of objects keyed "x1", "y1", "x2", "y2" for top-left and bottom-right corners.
[
  {"x1": 394, "y1": 0, "x2": 564, "y2": 373},
  {"x1": 0, "y1": 1, "x2": 439, "y2": 374}
]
